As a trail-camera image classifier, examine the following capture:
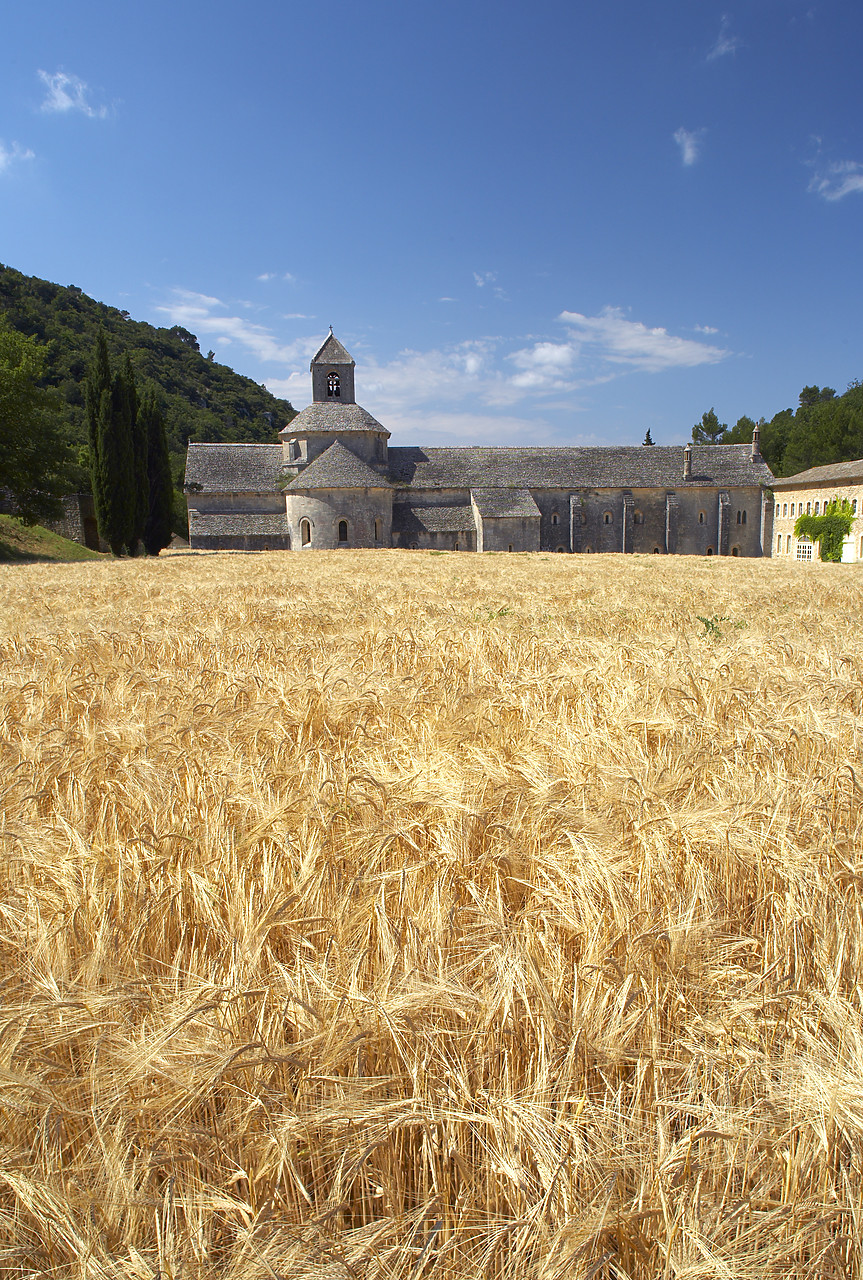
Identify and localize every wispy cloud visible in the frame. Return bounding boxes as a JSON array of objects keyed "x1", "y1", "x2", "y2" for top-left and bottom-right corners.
[
  {"x1": 557, "y1": 307, "x2": 730, "y2": 373},
  {"x1": 674, "y1": 127, "x2": 704, "y2": 166},
  {"x1": 257, "y1": 271, "x2": 296, "y2": 282},
  {"x1": 38, "y1": 70, "x2": 107, "y2": 118},
  {"x1": 0, "y1": 140, "x2": 35, "y2": 175},
  {"x1": 809, "y1": 159, "x2": 863, "y2": 201},
  {"x1": 694, "y1": 323, "x2": 719, "y2": 334},
  {"x1": 473, "y1": 271, "x2": 496, "y2": 288},
  {"x1": 707, "y1": 14, "x2": 741, "y2": 60},
  {"x1": 154, "y1": 289, "x2": 317, "y2": 365}
]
